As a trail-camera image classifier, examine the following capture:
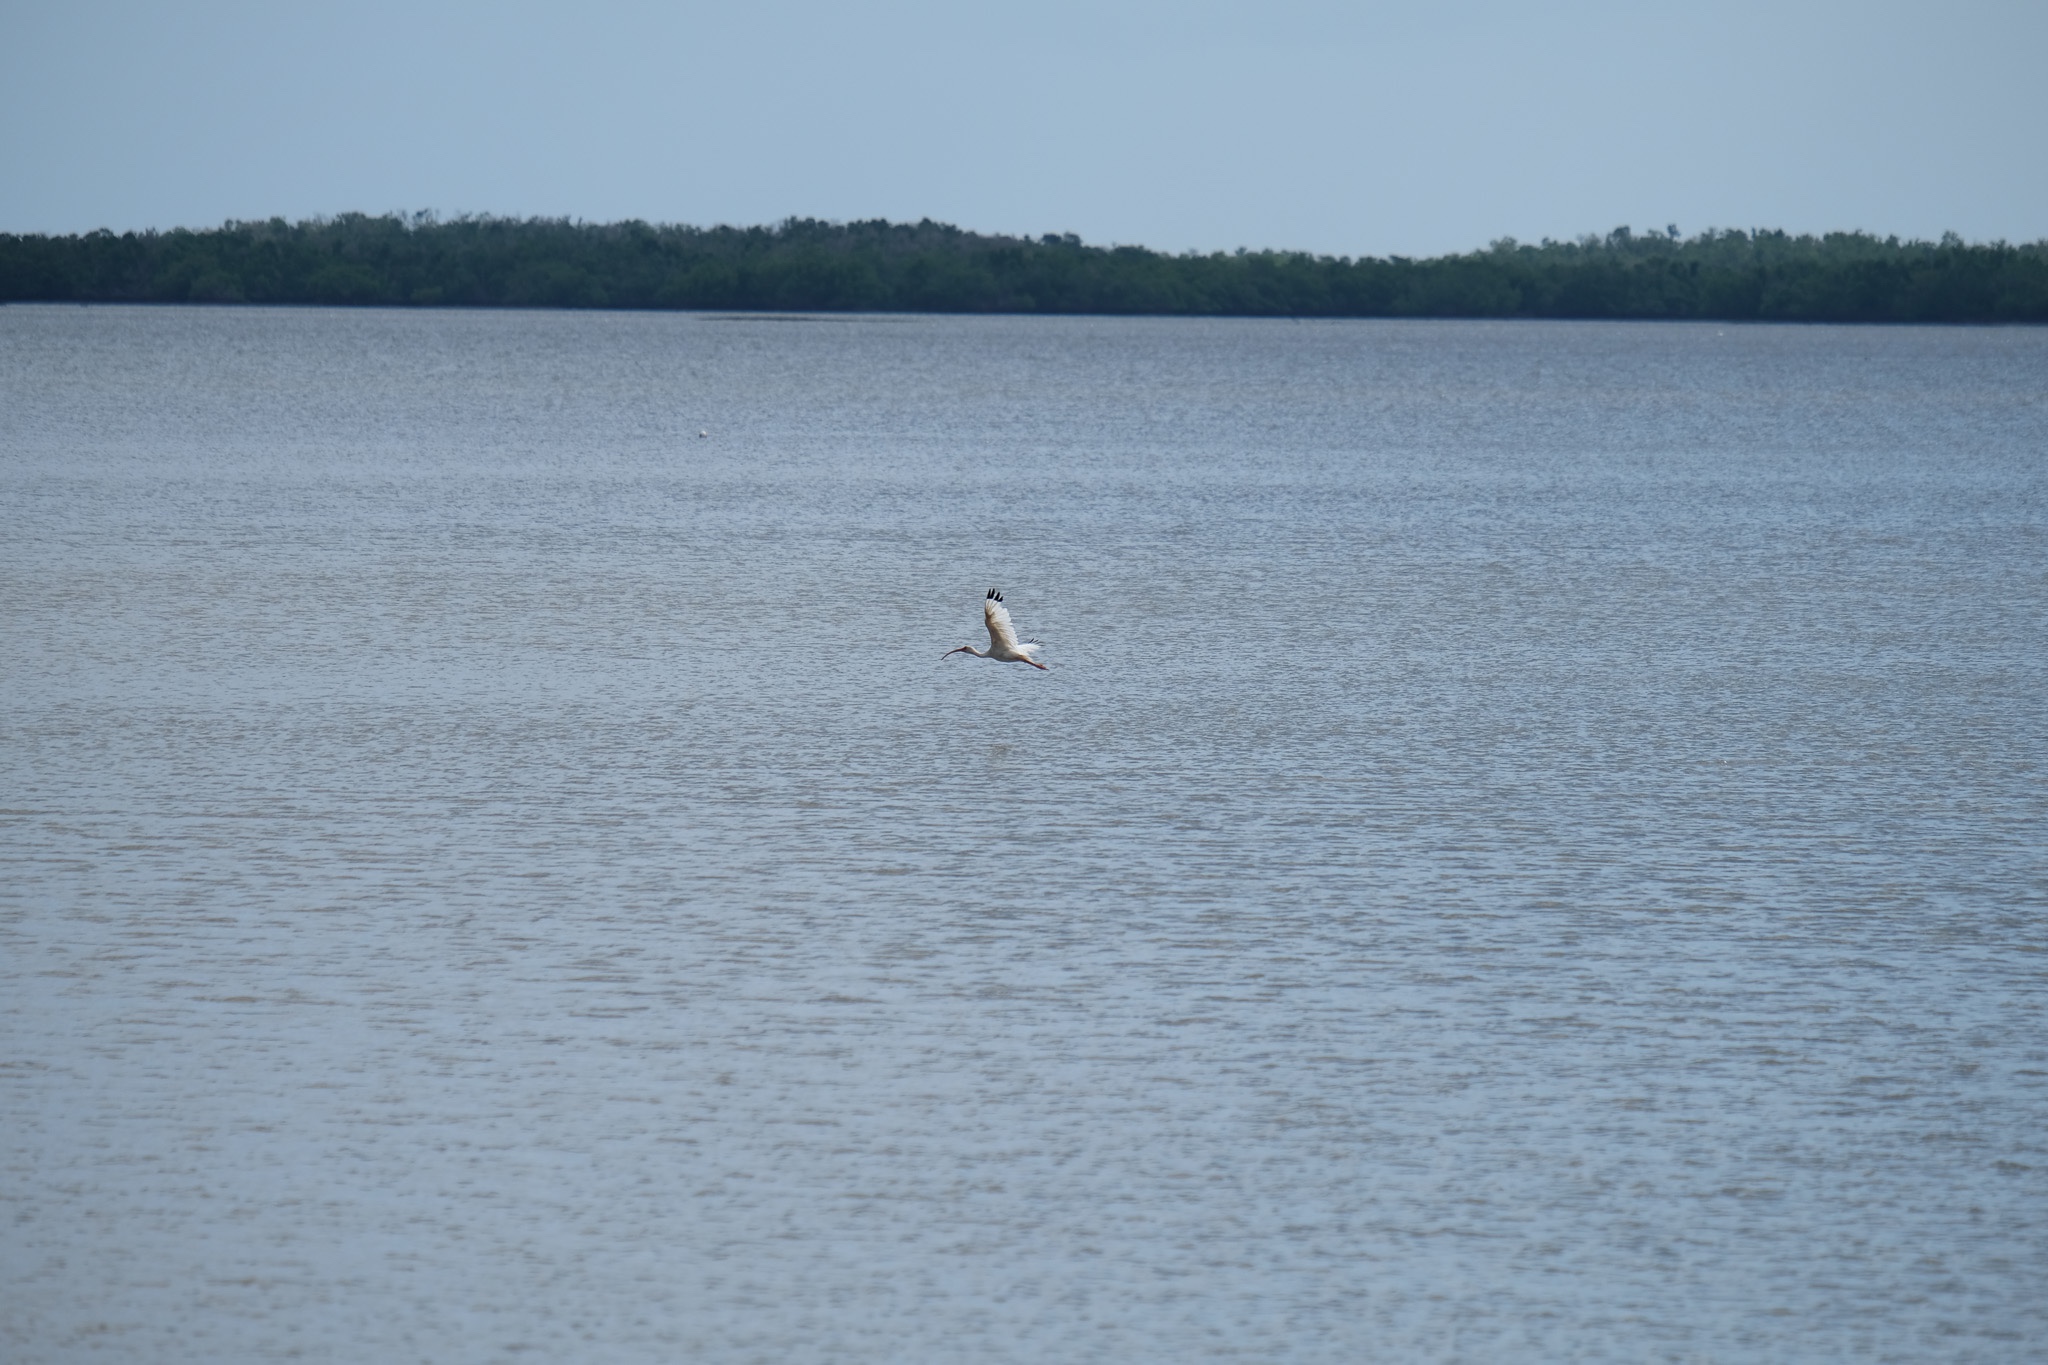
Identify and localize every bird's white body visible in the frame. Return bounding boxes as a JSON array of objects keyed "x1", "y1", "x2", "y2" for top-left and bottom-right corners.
[{"x1": 944, "y1": 589, "x2": 1049, "y2": 670}]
